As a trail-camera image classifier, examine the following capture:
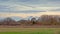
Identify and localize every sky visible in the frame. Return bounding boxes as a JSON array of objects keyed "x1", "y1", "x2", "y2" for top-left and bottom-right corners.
[{"x1": 0, "y1": 0, "x2": 60, "y2": 17}]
